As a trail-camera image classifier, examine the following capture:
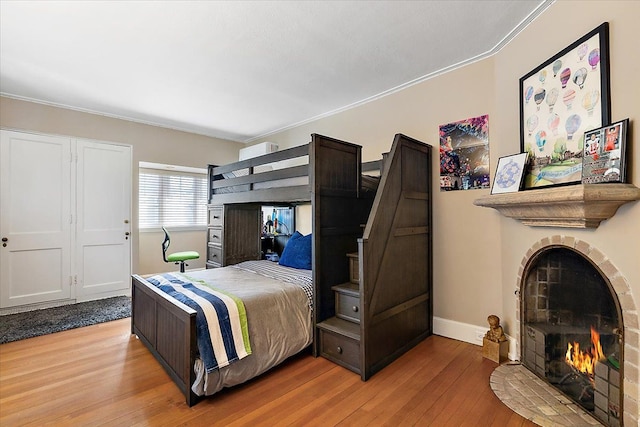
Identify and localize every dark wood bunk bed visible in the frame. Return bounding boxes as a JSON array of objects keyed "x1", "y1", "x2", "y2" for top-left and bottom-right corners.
[{"x1": 131, "y1": 133, "x2": 433, "y2": 405}]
